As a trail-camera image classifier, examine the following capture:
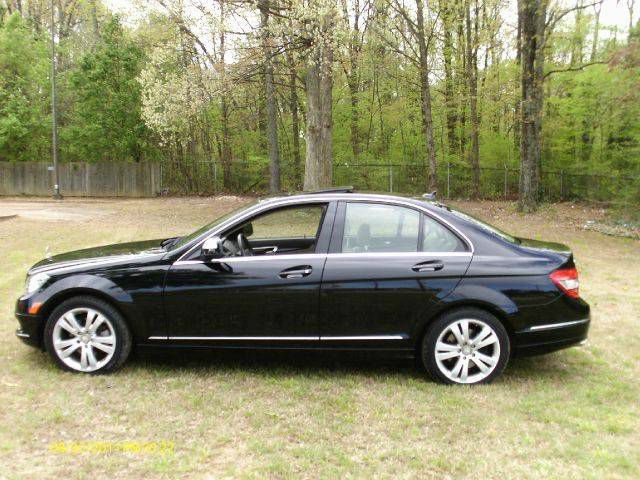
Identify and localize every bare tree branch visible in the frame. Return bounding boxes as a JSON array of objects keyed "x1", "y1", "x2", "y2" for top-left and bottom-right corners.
[{"x1": 543, "y1": 59, "x2": 609, "y2": 79}]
